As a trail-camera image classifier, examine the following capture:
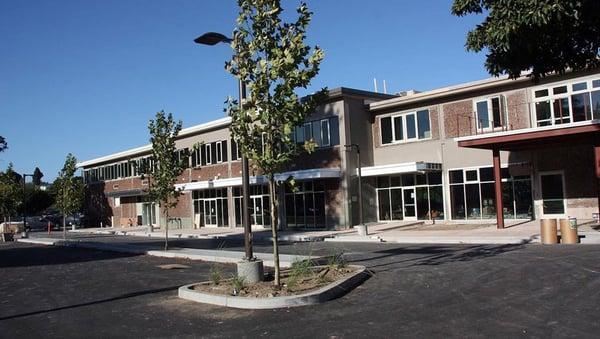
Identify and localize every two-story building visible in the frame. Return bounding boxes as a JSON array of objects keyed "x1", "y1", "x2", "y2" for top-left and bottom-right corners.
[
  {"x1": 78, "y1": 70, "x2": 600, "y2": 230},
  {"x1": 77, "y1": 88, "x2": 395, "y2": 230}
]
